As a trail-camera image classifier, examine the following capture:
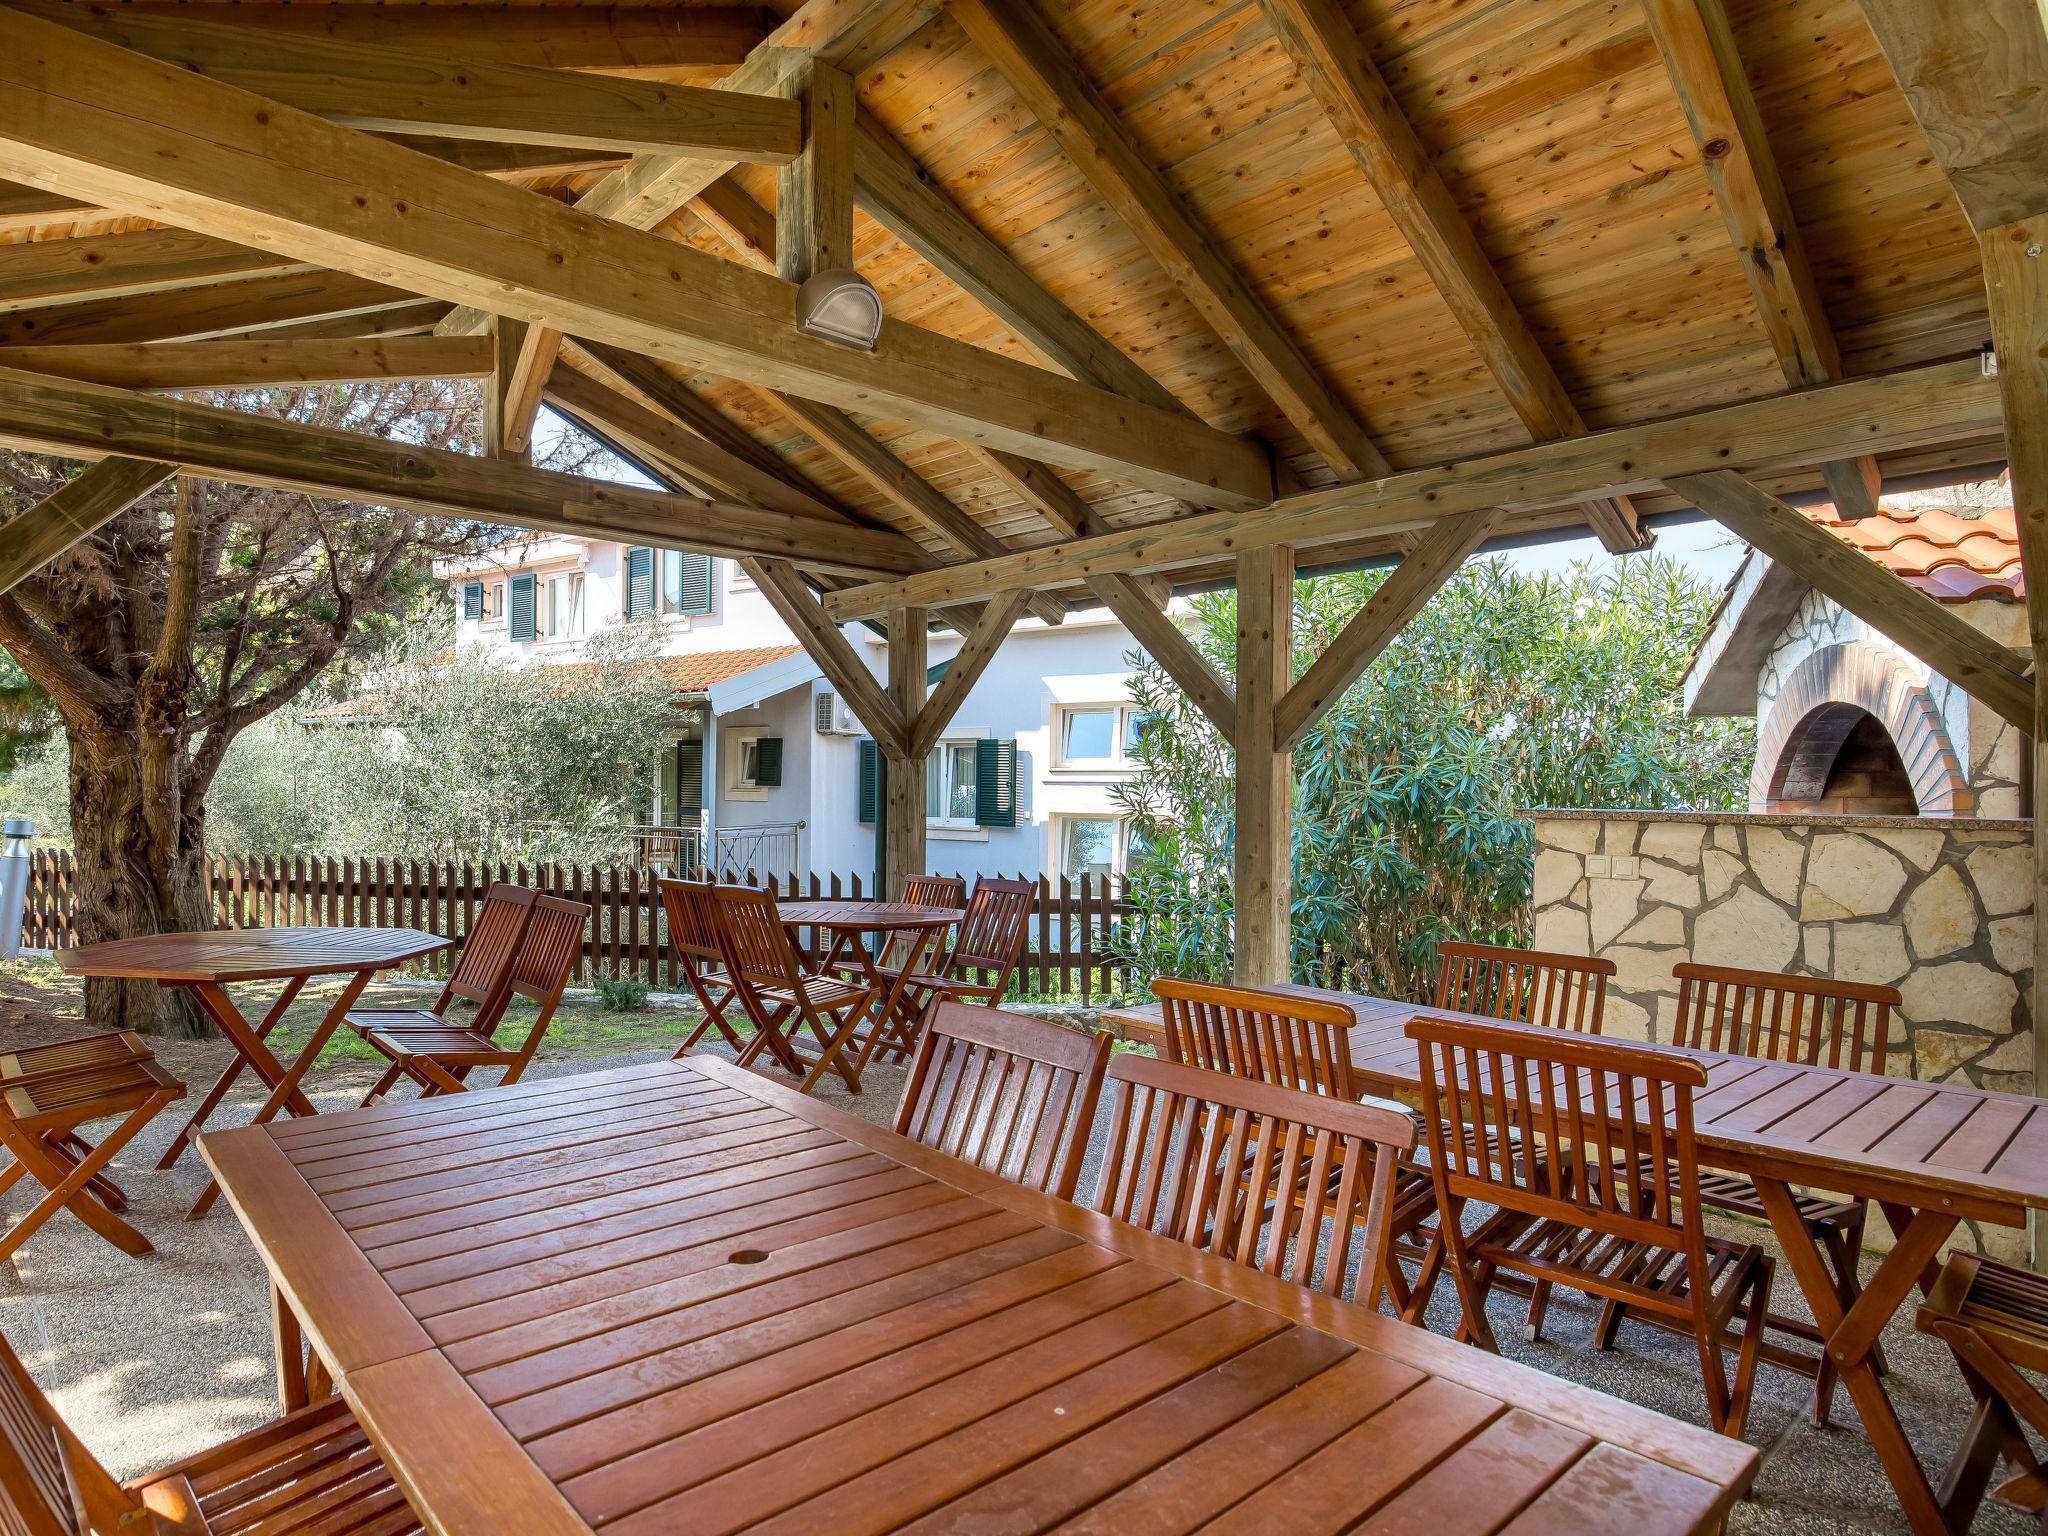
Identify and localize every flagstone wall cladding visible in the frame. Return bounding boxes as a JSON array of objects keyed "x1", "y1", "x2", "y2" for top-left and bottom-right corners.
[
  {"x1": 1754, "y1": 590, "x2": 2024, "y2": 816},
  {"x1": 1530, "y1": 809, "x2": 2035, "y2": 1260}
]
